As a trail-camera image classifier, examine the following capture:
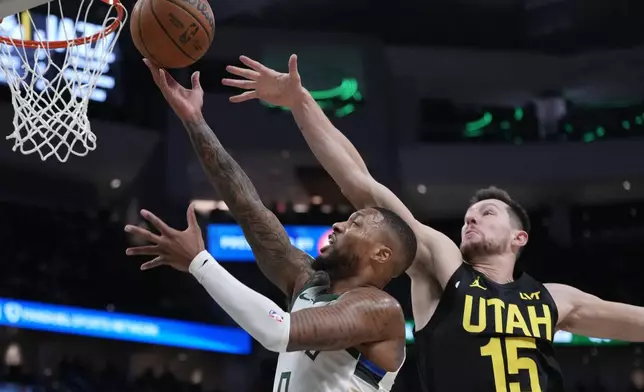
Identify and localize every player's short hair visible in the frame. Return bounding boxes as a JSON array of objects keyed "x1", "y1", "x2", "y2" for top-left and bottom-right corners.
[
  {"x1": 469, "y1": 186, "x2": 531, "y2": 234},
  {"x1": 372, "y1": 207, "x2": 417, "y2": 276}
]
